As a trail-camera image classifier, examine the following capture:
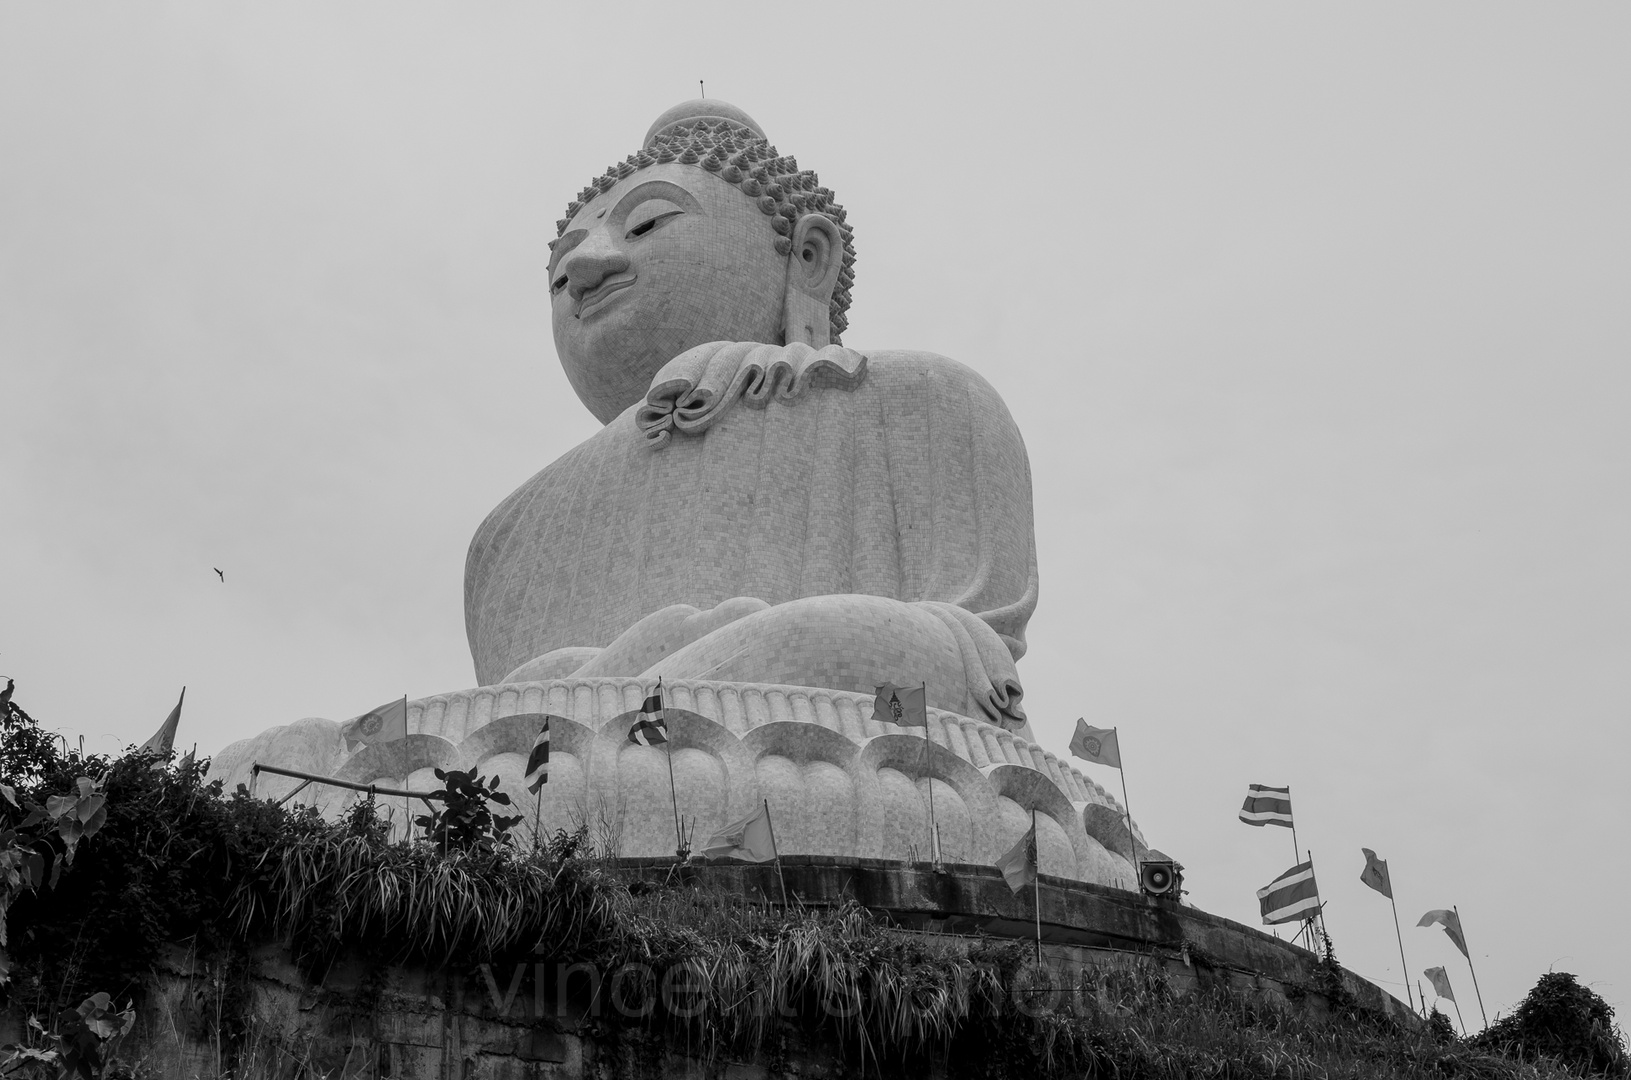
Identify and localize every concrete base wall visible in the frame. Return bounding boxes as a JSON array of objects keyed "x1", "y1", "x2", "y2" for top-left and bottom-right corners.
[{"x1": 4, "y1": 859, "x2": 1411, "y2": 1078}]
